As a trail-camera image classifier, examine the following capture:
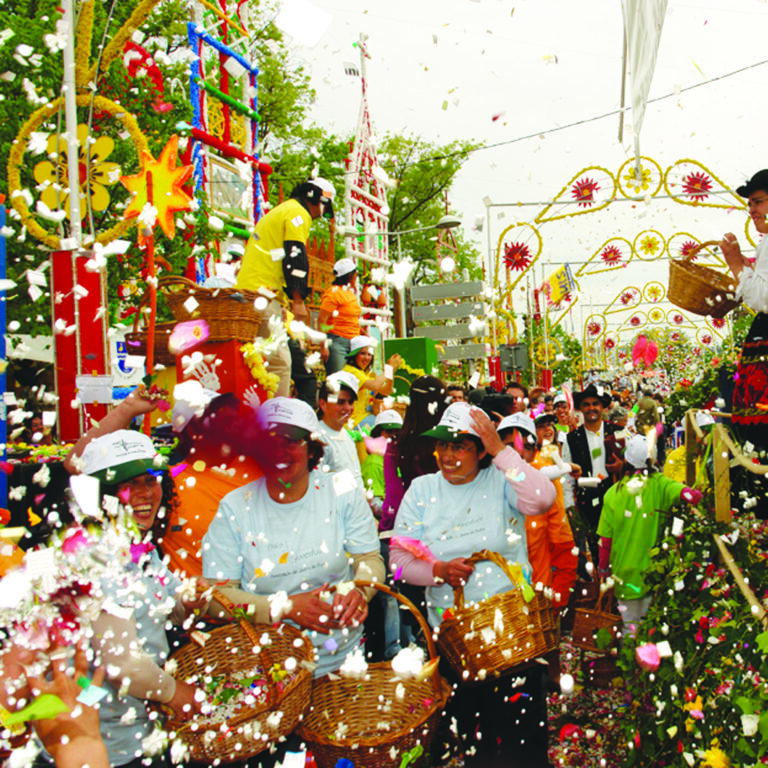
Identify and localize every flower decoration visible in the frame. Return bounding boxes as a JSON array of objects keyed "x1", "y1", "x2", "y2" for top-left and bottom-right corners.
[
  {"x1": 638, "y1": 235, "x2": 660, "y2": 256},
  {"x1": 649, "y1": 307, "x2": 664, "y2": 323},
  {"x1": 630, "y1": 315, "x2": 642, "y2": 327},
  {"x1": 701, "y1": 333, "x2": 713, "y2": 346},
  {"x1": 571, "y1": 176, "x2": 600, "y2": 207},
  {"x1": 711, "y1": 317, "x2": 726, "y2": 329},
  {"x1": 700, "y1": 746, "x2": 731, "y2": 768},
  {"x1": 623, "y1": 164, "x2": 652, "y2": 193},
  {"x1": 604, "y1": 337, "x2": 616, "y2": 350},
  {"x1": 120, "y1": 134, "x2": 193, "y2": 243},
  {"x1": 670, "y1": 331, "x2": 680, "y2": 341},
  {"x1": 681, "y1": 171, "x2": 713, "y2": 201},
  {"x1": 673, "y1": 313, "x2": 684, "y2": 325},
  {"x1": 680, "y1": 240, "x2": 700, "y2": 260},
  {"x1": 587, "y1": 320, "x2": 602, "y2": 337},
  {"x1": 646, "y1": 283, "x2": 663, "y2": 302},
  {"x1": 241, "y1": 342, "x2": 280, "y2": 396},
  {"x1": 601, "y1": 245, "x2": 623, "y2": 265},
  {"x1": 503, "y1": 241, "x2": 532, "y2": 272},
  {"x1": 621, "y1": 289, "x2": 639, "y2": 306},
  {"x1": 32, "y1": 124, "x2": 121, "y2": 220}
]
